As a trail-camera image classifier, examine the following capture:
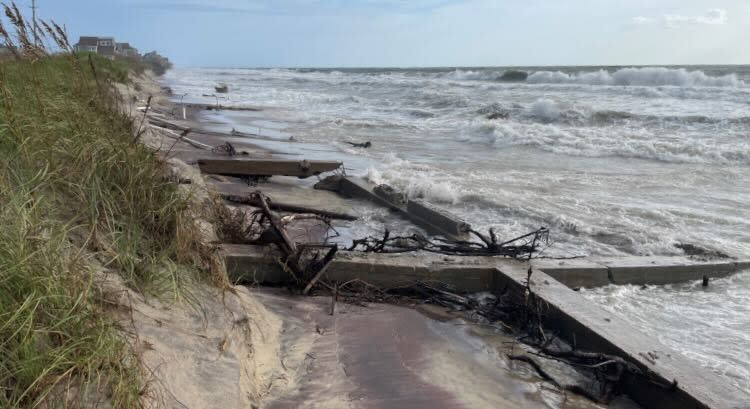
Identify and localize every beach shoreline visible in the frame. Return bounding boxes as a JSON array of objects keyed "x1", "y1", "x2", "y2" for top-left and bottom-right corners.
[{"x1": 126, "y1": 68, "x2": 748, "y2": 406}]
